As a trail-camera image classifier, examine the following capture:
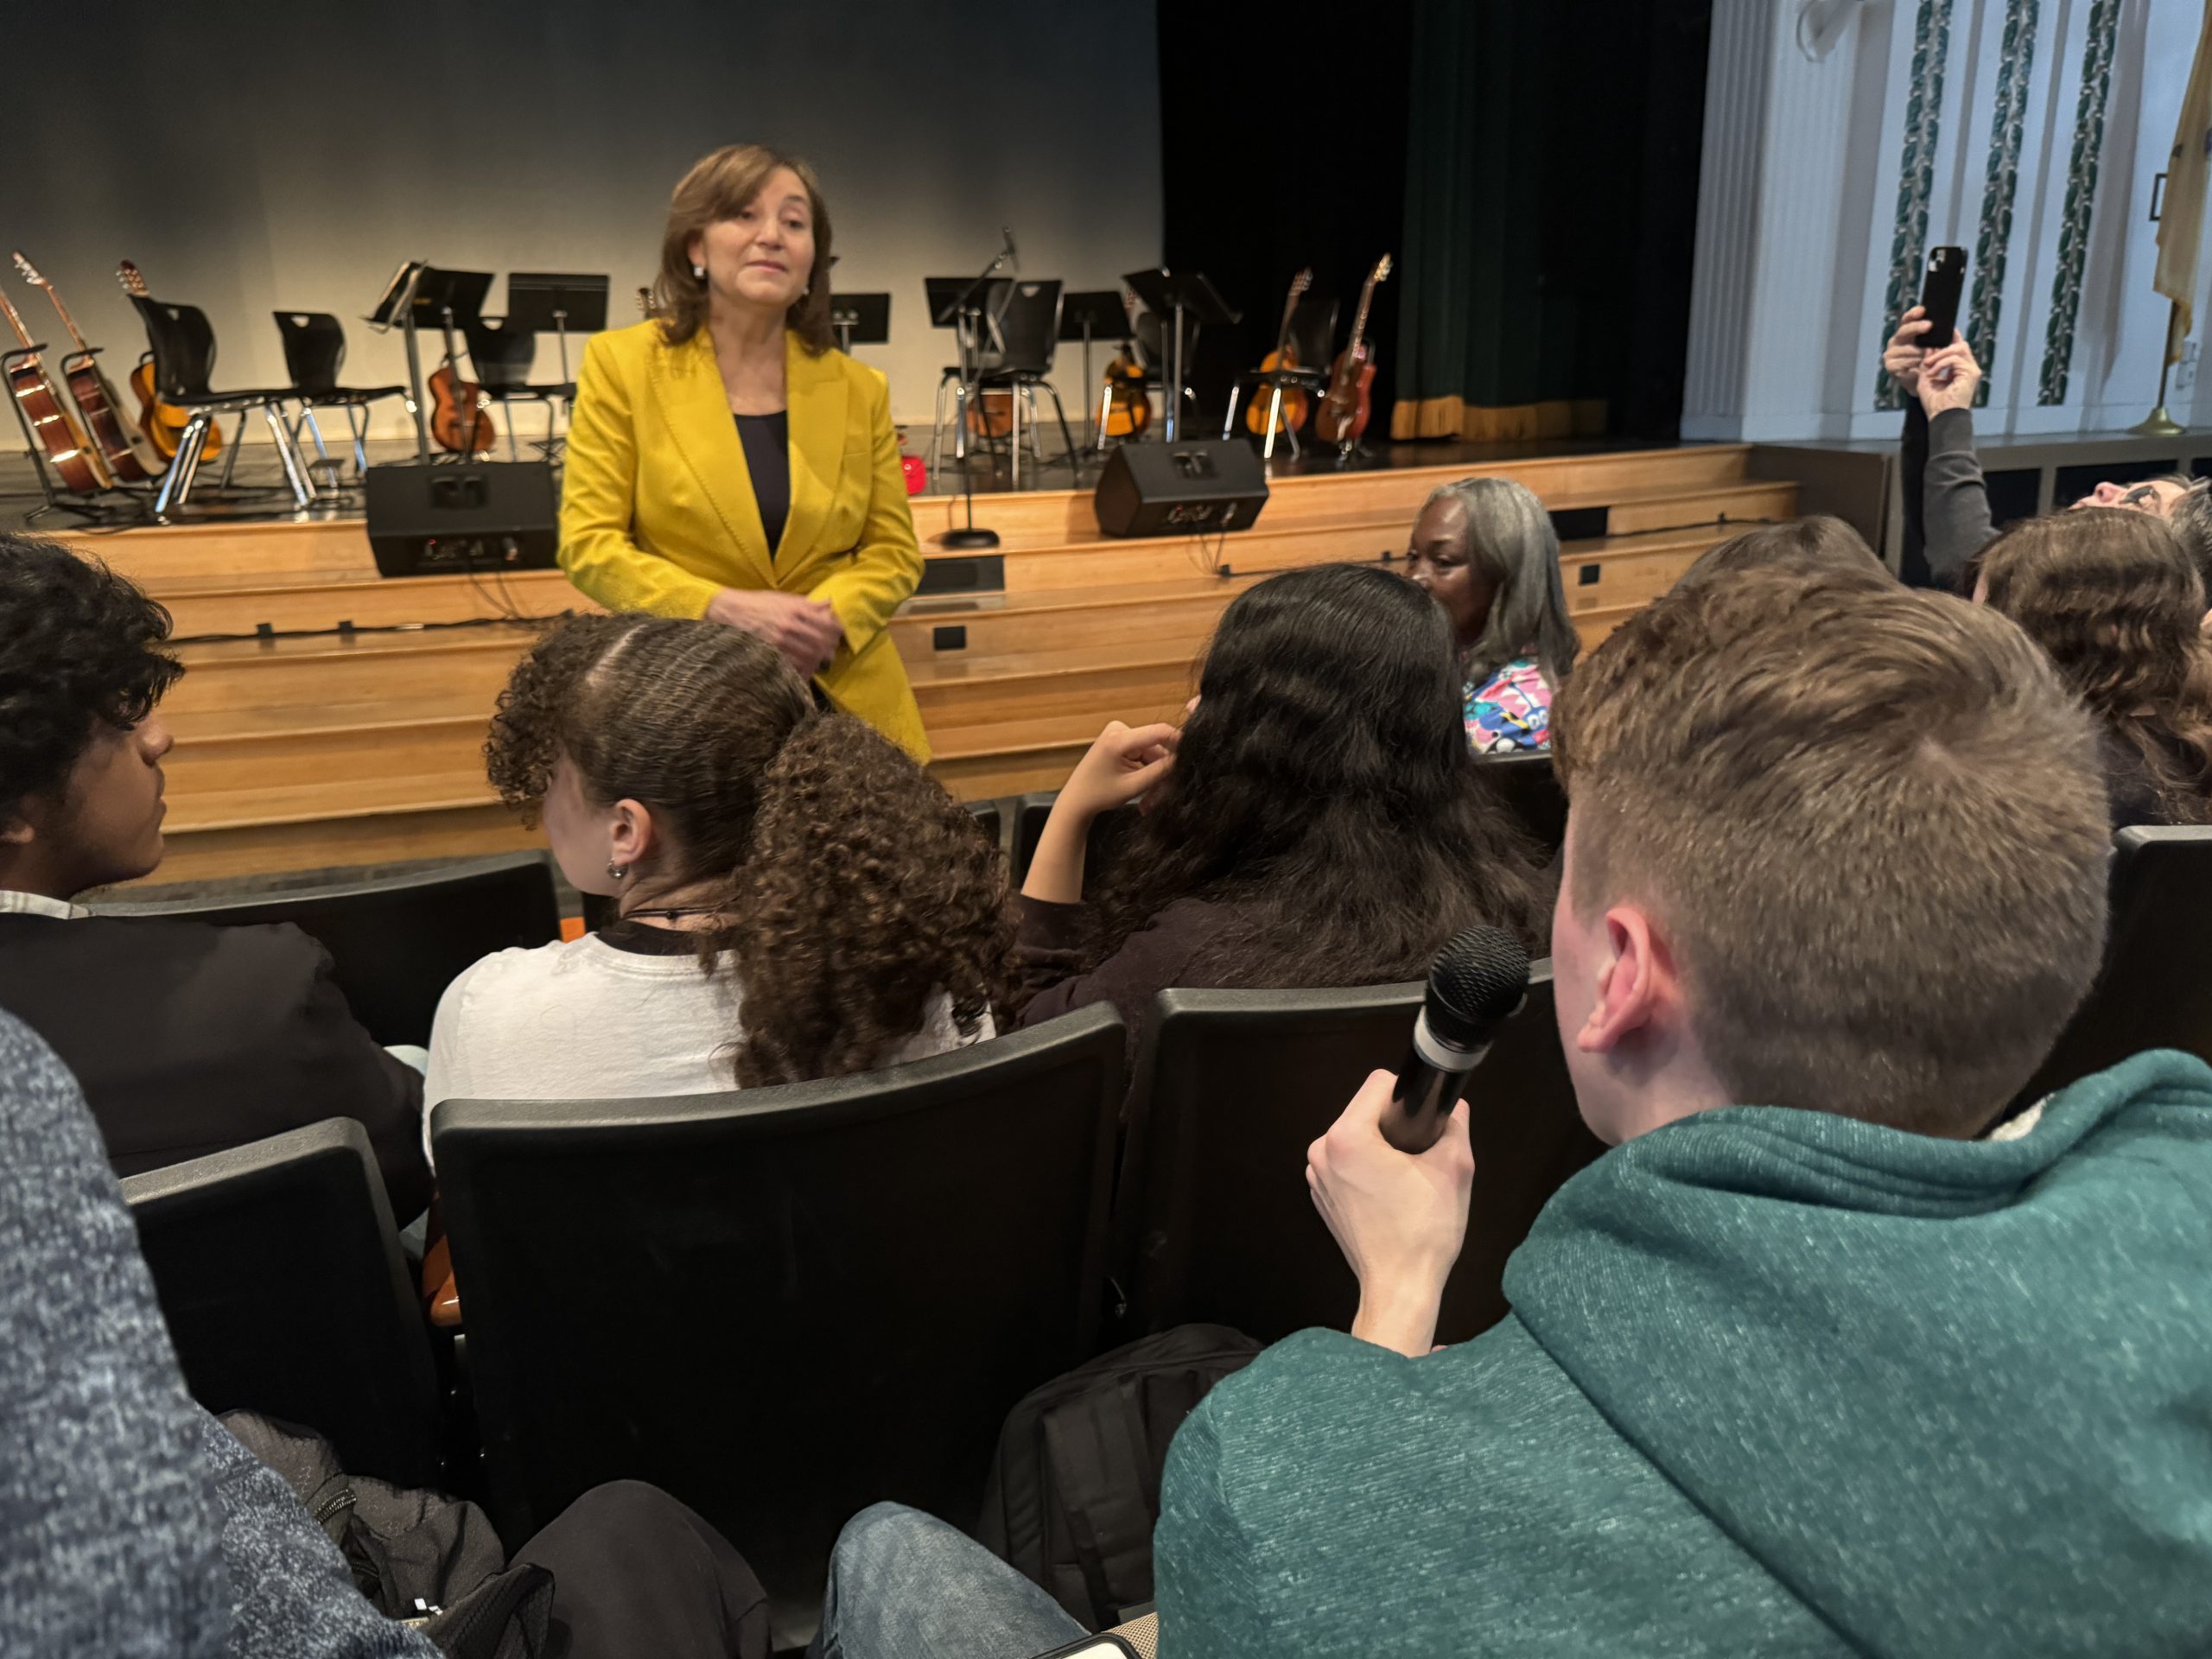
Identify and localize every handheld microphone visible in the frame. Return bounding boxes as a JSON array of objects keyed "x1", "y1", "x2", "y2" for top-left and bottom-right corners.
[{"x1": 1379, "y1": 926, "x2": 1532, "y2": 1154}]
